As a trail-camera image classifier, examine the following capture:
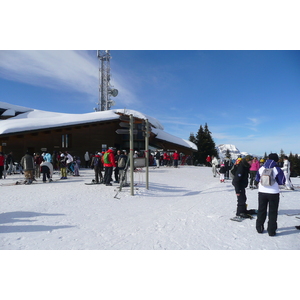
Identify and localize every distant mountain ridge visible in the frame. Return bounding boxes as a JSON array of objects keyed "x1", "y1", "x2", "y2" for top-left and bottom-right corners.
[{"x1": 216, "y1": 144, "x2": 261, "y2": 161}]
